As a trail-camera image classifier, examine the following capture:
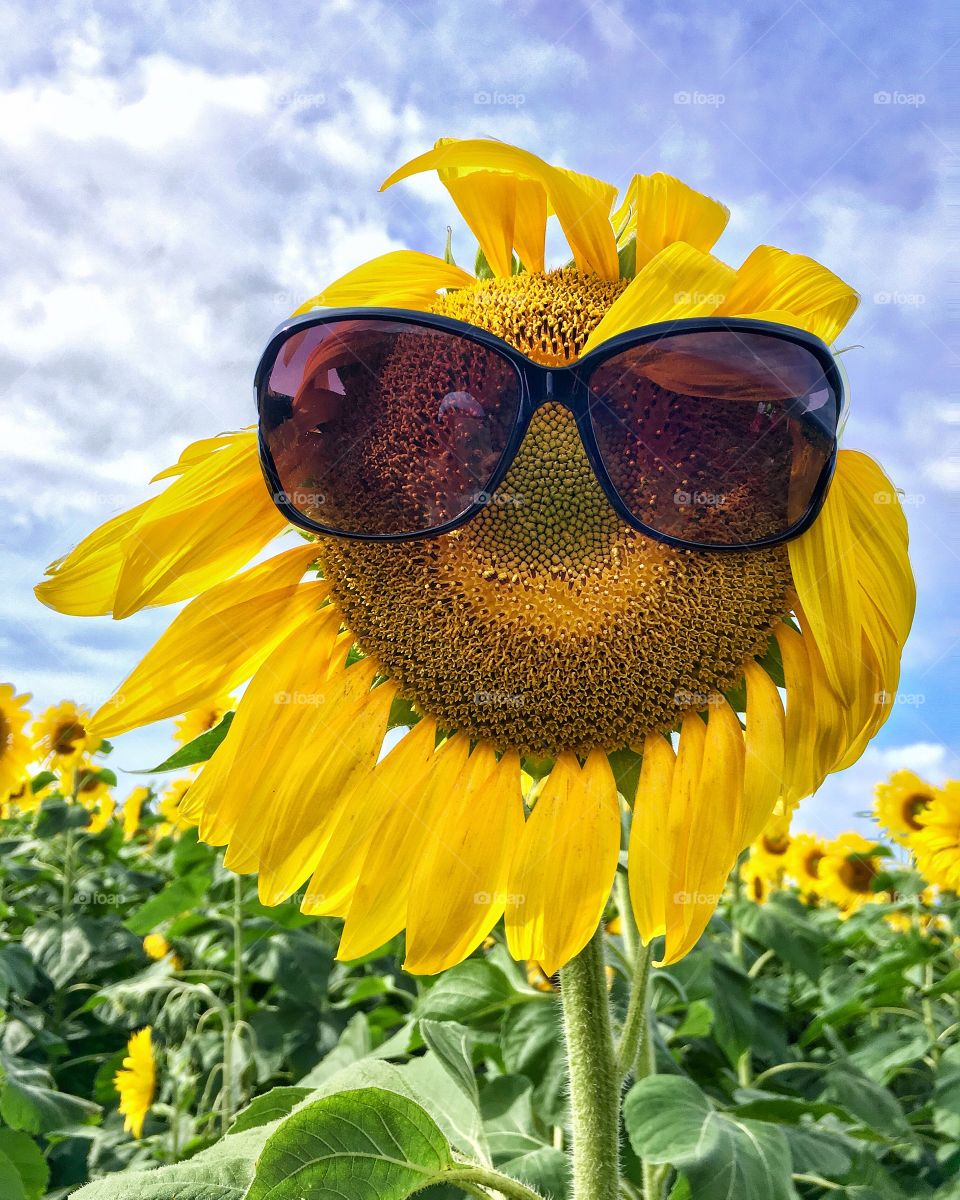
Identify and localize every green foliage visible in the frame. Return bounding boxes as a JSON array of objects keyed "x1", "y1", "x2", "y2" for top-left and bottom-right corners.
[{"x1": 0, "y1": 793, "x2": 957, "y2": 1199}]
